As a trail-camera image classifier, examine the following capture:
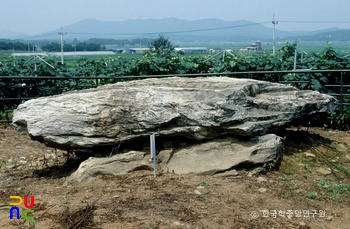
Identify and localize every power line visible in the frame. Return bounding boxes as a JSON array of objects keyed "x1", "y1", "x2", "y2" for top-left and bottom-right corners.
[
  {"x1": 279, "y1": 20, "x2": 350, "y2": 24},
  {"x1": 23, "y1": 32, "x2": 57, "y2": 40},
  {"x1": 66, "y1": 21, "x2": 271, "y2": 36},
  {"x1": 20, "y1": 19, "x2": 350, "y2": 41}
]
